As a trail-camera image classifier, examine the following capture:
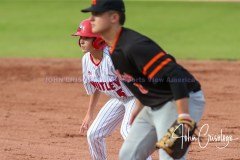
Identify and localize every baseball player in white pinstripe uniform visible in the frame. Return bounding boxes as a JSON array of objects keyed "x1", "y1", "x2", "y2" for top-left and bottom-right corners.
[{"x1": 73, "y1": 19, "x2": 137, "y2": 160}]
